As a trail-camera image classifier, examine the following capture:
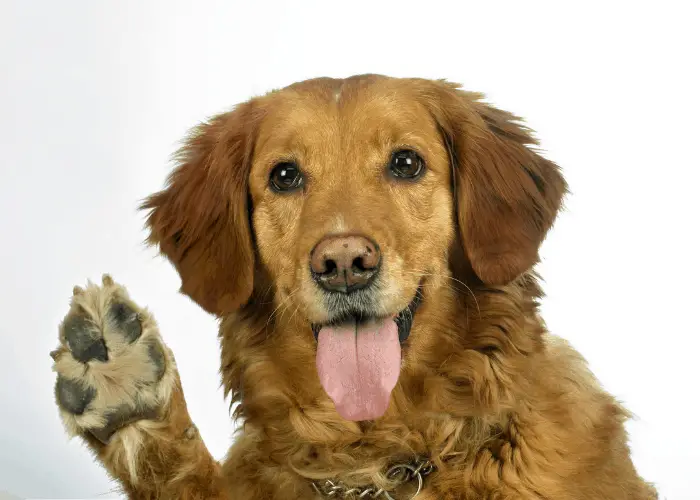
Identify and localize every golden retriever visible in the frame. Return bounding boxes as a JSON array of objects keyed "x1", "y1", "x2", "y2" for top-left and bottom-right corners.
[{"x1": 51, "y1": 75, "x2": 657, "y2": 499}]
